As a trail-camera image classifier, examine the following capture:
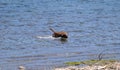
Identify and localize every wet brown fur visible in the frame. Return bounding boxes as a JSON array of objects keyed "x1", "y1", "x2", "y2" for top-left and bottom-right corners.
[{"x1": 50, "y1": 28, "x2": 68, "y2": 38}]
